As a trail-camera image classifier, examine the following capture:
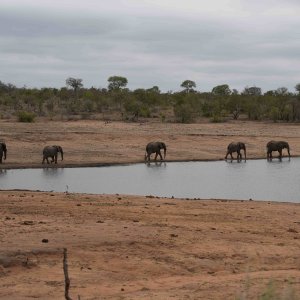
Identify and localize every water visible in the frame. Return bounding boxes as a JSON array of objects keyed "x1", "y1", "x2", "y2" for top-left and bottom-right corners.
[{"x1": 0, "y1": 158, "x2": 299, "y2": 202}]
